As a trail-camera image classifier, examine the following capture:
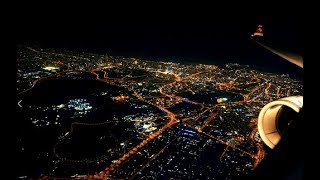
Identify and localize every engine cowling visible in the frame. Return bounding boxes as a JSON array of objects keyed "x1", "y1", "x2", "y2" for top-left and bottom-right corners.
[{"x1": 258, "y1": 96, "x2": 303, "y2": 149}]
